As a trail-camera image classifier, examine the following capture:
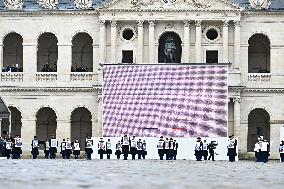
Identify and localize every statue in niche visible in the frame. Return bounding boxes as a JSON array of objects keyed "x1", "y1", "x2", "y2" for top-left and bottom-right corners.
[{"x1": 164, "y1": 36, "x2": 177, "y2": 63}]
